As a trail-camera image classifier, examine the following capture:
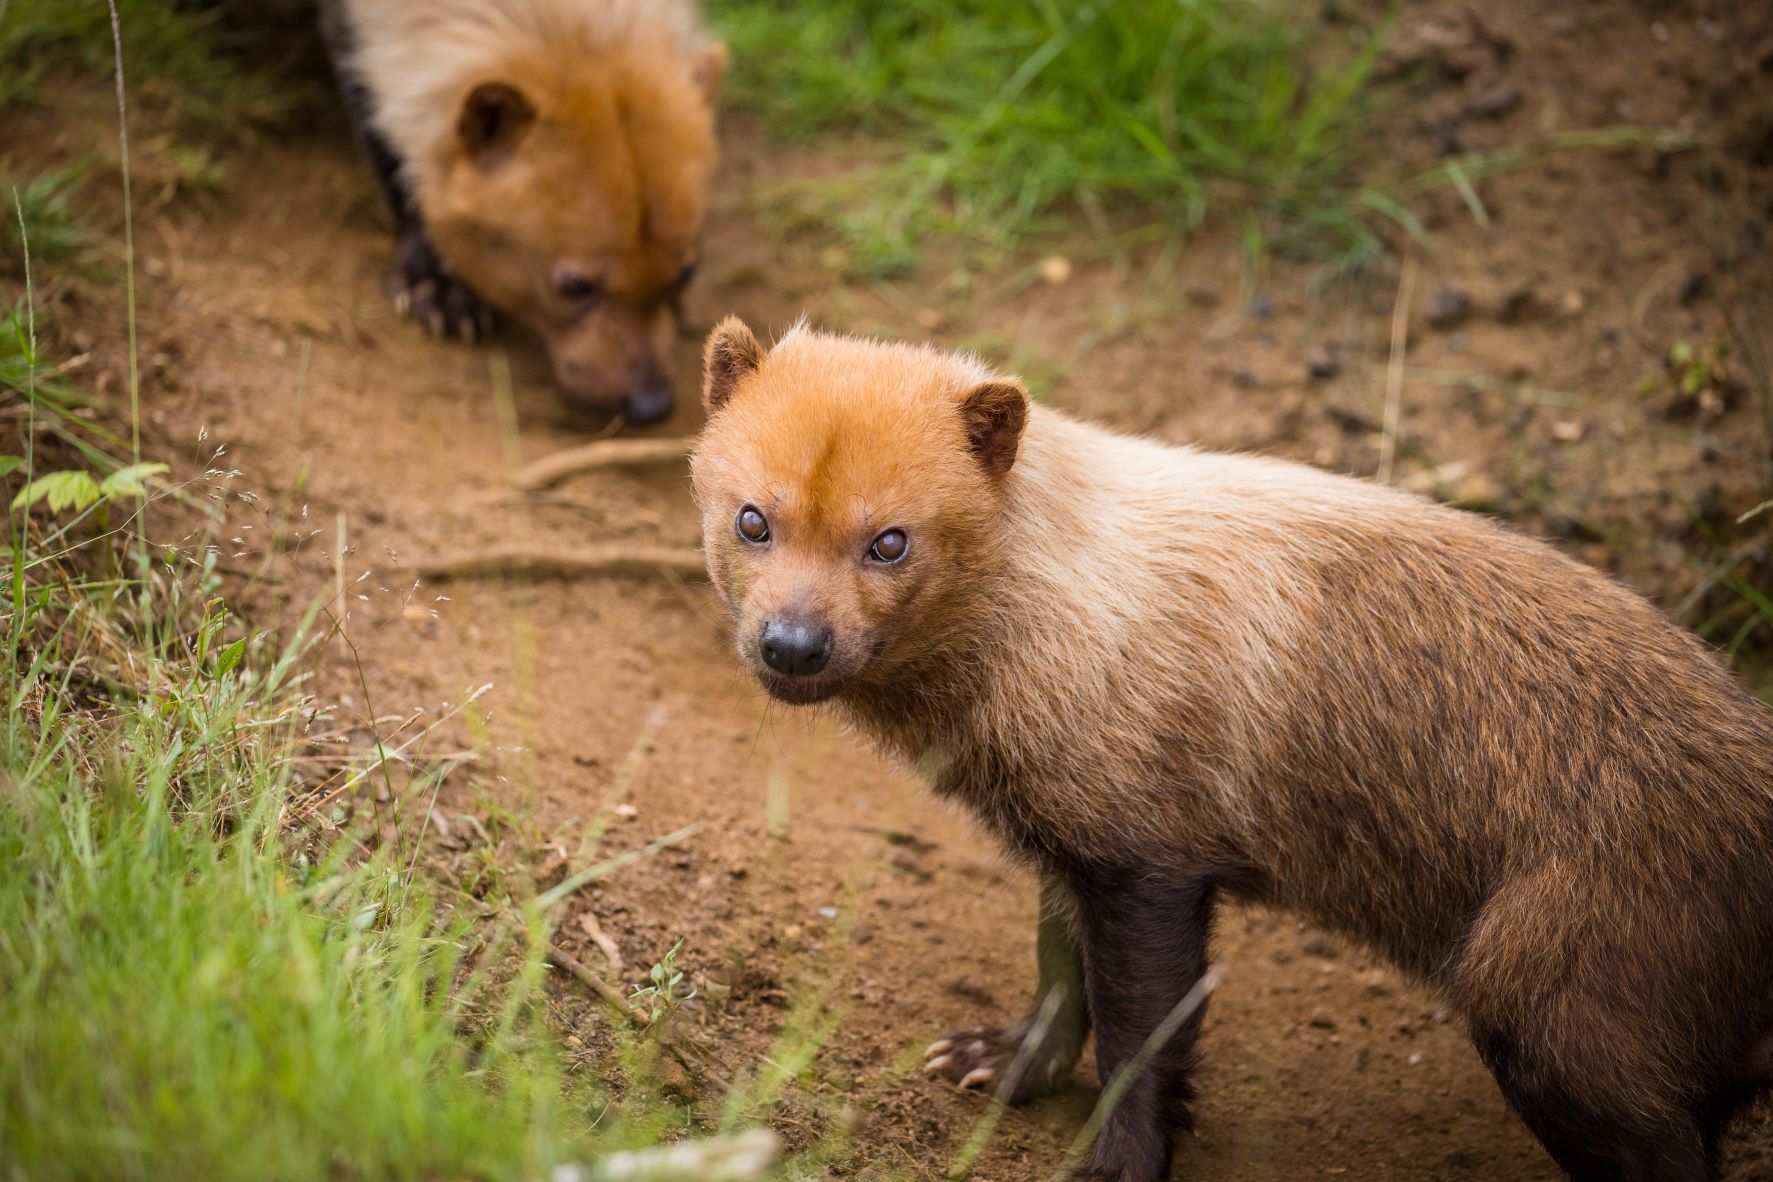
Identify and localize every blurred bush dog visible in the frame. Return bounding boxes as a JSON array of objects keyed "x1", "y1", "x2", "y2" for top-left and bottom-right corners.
[
  {"x1": 690, "y1": 319, "x2": 1773, "y2": 1182},
  {"x1": 322, "y1": 0, "x2": 725, "y2": 424}
]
